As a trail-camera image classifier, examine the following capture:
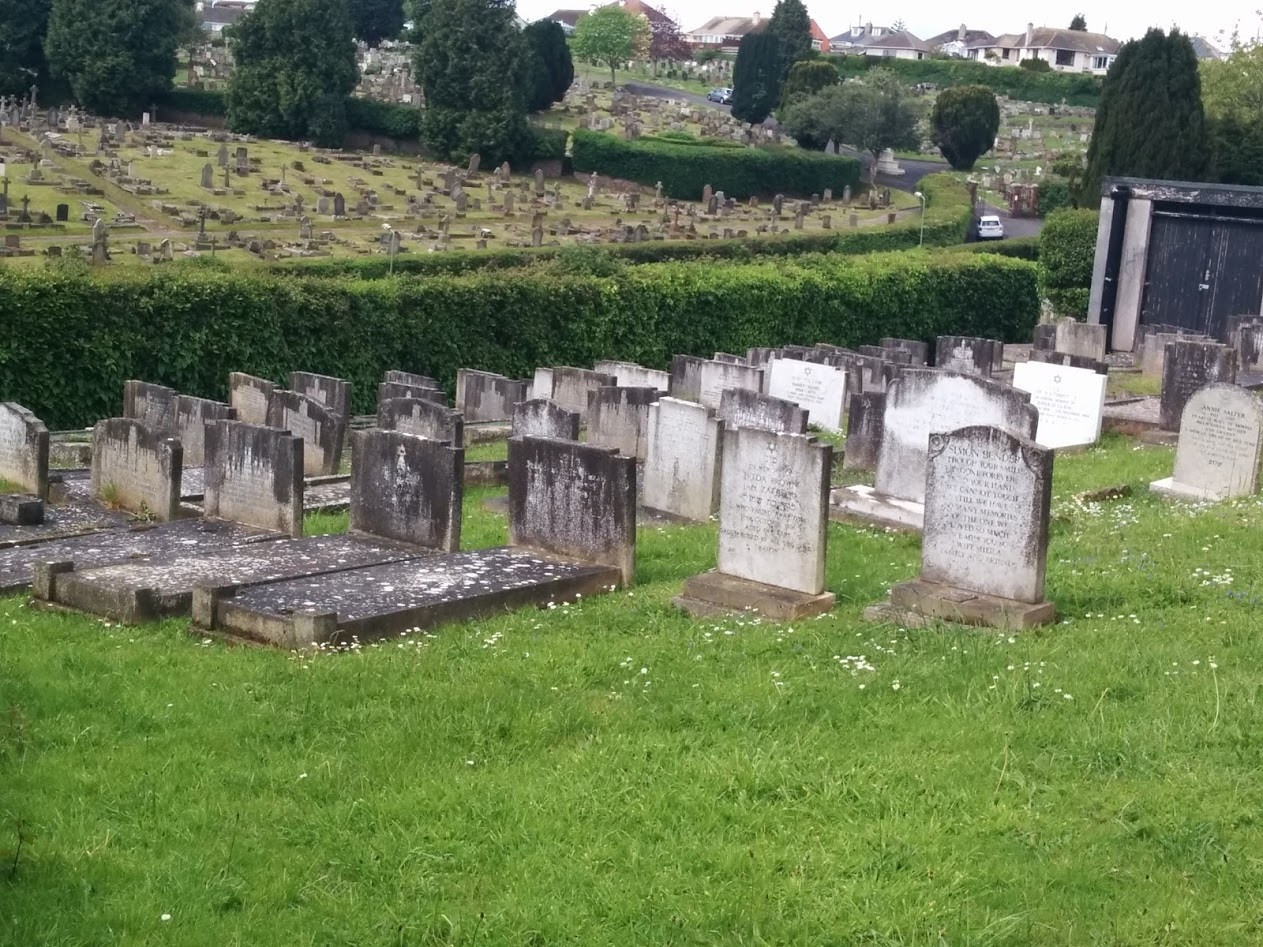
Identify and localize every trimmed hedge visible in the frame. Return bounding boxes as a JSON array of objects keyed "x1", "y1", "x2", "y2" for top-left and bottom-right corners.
[
  {"x1": 1040, "y1": 208, "x2": 1099, "y2": 318},
  {"x1": 344, "y1": 97, "x2": 423, "y2": 140},
  {"x1": 268, "y1": 173, "x2": 973, "y2": 280},
  {"x1": 950, "y1": 236, "x2": 1041, "y2": 261},
  {"x1": 831, "y1": 56, "x2": 1103, "y2": 108},
  {"x1": 1, "y1": 251, "x2": 1039, "y2": 429},
  {"x1": 571, "y1": 129, "x2": 862, "y2": 200}
]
